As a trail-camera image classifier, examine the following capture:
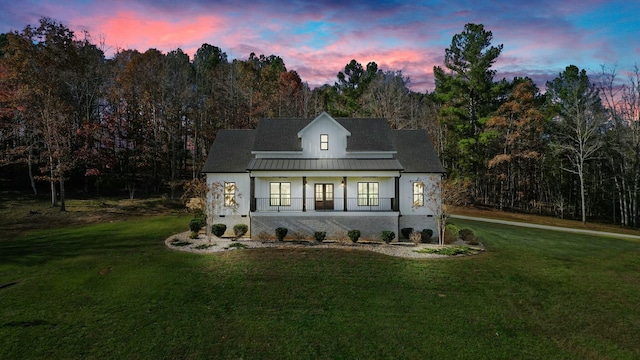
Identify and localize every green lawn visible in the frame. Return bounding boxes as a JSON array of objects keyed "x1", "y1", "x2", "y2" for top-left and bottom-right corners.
[{"x1": 1, "y1": 216, "x2": 639, "y2": 359}]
